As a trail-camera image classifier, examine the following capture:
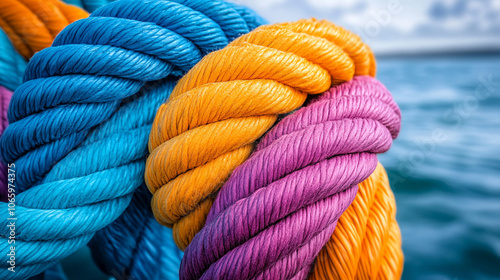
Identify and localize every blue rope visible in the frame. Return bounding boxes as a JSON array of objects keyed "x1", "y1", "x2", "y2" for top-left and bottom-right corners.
[
  {"x1": 29, "y1": 263, "x2": 68, "y2": 280},
  {"x1": 0, "y1": 0, "x2": 265, "y2": 278},
  {"x1": 0, "y1": 30, "x2": 26, "y2": 92}
]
